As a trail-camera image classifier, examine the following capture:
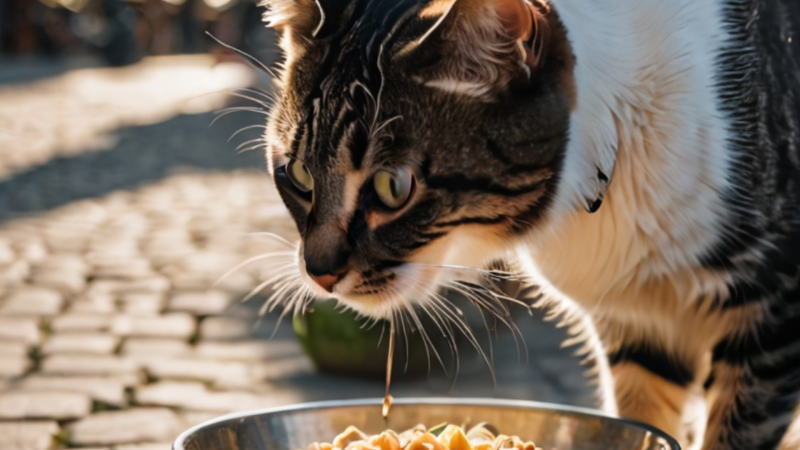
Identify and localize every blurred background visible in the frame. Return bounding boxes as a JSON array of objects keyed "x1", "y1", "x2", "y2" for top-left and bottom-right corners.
[{"x1": 0, "y1": 1, "x2": 592, "y2": 449}]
